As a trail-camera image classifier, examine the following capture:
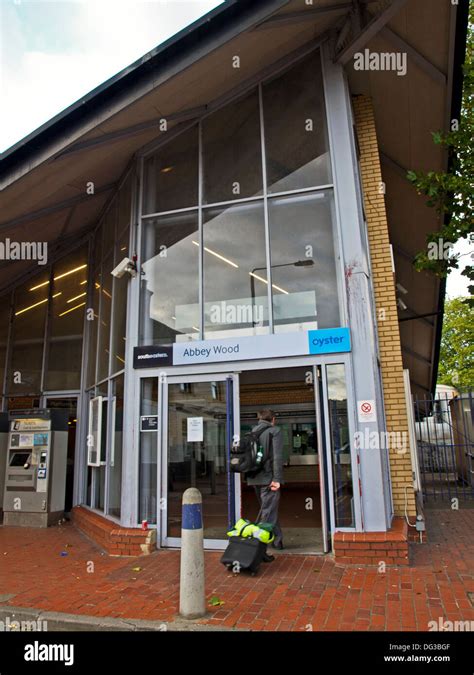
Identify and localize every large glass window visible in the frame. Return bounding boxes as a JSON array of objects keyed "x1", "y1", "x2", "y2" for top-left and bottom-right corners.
[
  {"x1": 87, "y1": 227, "x2": 102, "y2": 387},
  {"x1": 139, "y1": 48, "x2": 341, "y2": 342},
  {"x1": 45, "y1": 248, "x2": 87, "y2": 390},
  {"x1": 8, "y1": 272, "x2": 49, "y2": 394},
  {"x1": 110, "y1": 252, "x2": 128, "y2": 374},
  {"x1": 203, "y1": 202, "x2": 268, "y2": 338},
  {"x1": 268, "y1": 191, "x2": 340, "y2": 332},
  {"x1": 140, "y1": 211, "x2": 199, "y2": 345},
  {"x1": 143, "y1": 126, "x2": 198, "y2": 214},
  {"x1": 326, "y1": 364, "x2": 354, "y2": 527},
  {"x1": 262, "y1": 50, "x2": 331, "y2": 193},
  {"x1": 97, "y1": 254, "x2": 113, "y2": 383},
  {"x1": 203, "y1": 90, "x2": 262, "y2": 204}
]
